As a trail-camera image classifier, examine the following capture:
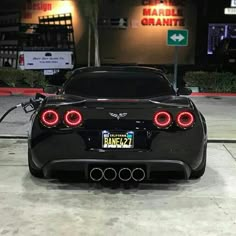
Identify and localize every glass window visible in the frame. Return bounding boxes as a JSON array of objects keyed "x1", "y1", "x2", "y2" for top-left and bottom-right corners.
[
  {"x1": 208, "y1": 23, "x2": 236, "y2": 54},
  {"x1": 64, "y1": 71, "x2": 175, "y2": 98}
]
